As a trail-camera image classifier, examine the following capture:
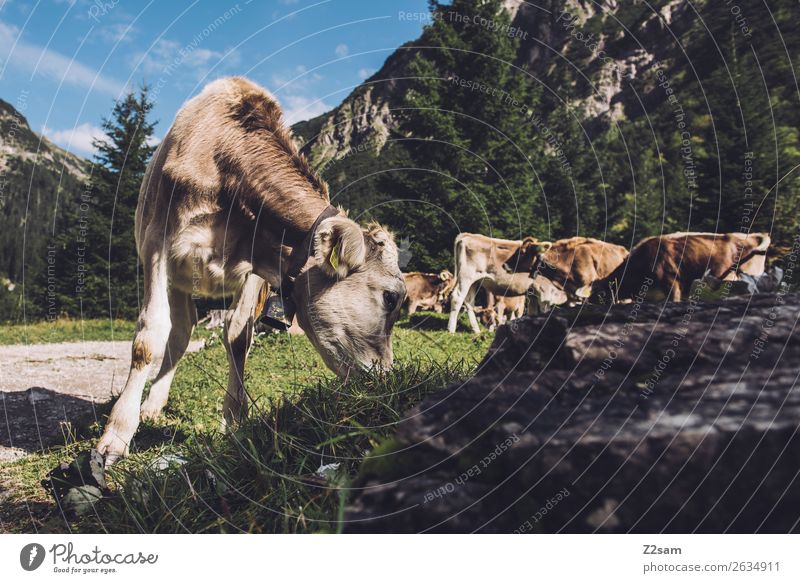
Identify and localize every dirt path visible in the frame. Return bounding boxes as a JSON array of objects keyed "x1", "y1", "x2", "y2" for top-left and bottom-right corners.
[{"x1": 0, "y1": 340, "x2": 204, "y2": 462}]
